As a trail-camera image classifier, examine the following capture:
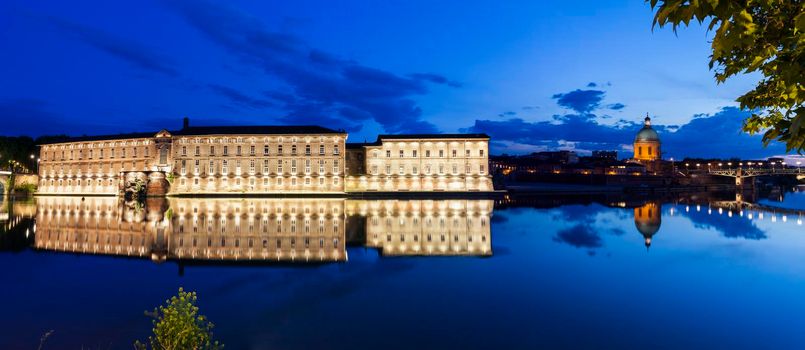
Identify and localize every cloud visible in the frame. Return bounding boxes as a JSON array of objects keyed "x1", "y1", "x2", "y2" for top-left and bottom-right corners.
[
  {"x1": 587, "y1": 82, "x2": 597, "y2": 87},
  {"x1": 553, "y1": 224, "x2": 603, "y2": 249},
  {"x1": 552, "y1": 89, "x2": 605, "y2": 114},
  {"x1": 465, "y1": 86, "x2": 788, "y2": 158},
  {"x1": 208, "y1": 84, "x2": 273, "y2": 109},
  {"x1": 46, "y1": 16, "x2": 178, "y2": 77},
  {"x1": 161, "y1": 0, "x2": 447, "y2": 133},
  {"x1": 498, "y1": 111, "x2": 517, "y2": 117},
  {"x1": 408, "y1": 73, "x2": 462, "y2": 88}
]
